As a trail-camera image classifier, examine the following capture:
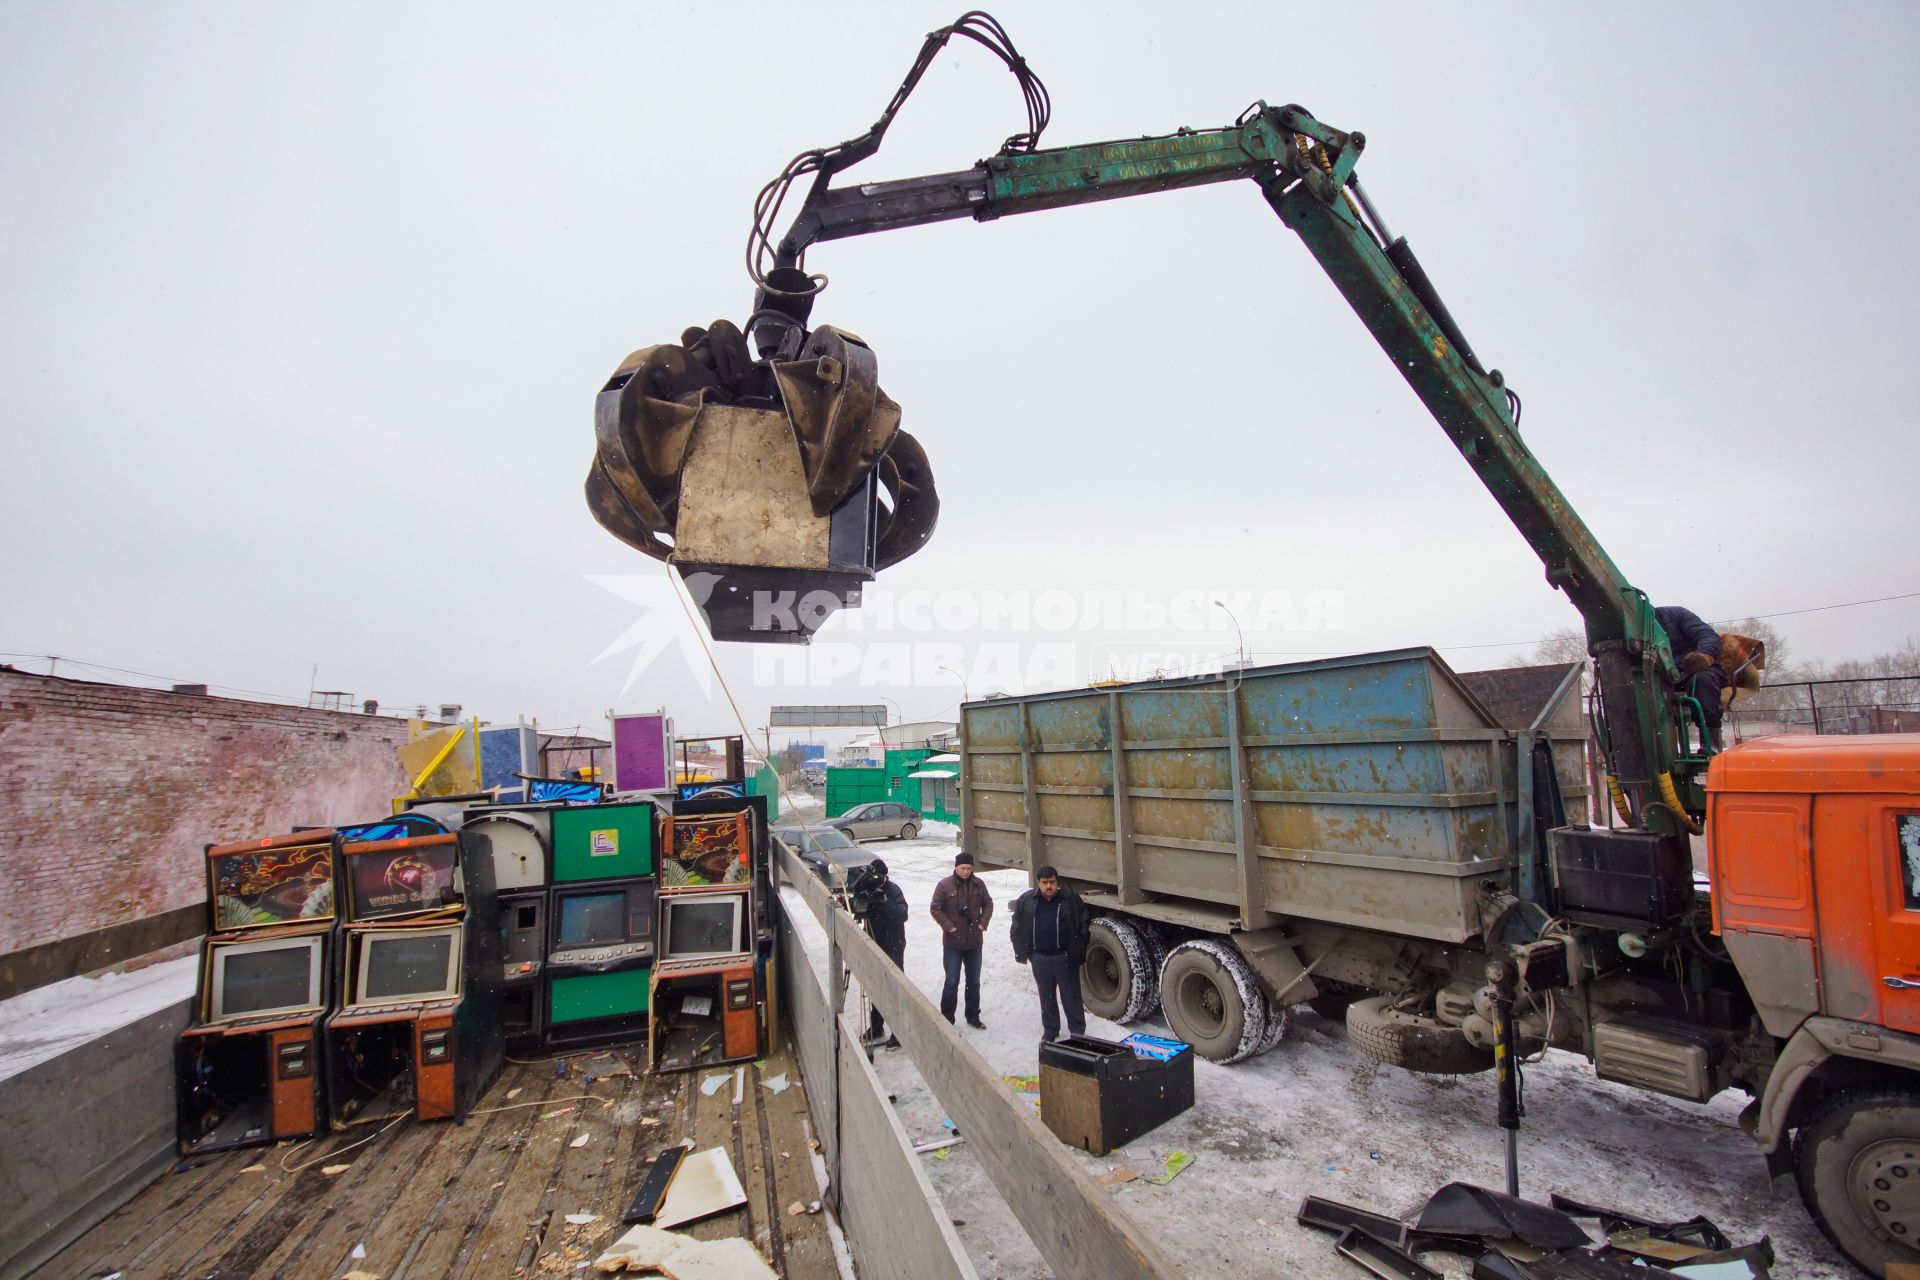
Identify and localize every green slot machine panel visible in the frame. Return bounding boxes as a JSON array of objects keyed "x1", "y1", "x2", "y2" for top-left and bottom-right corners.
[
  {"x1": 547, "y1": 967, "x2": 652, "y2": 1024},
  {"x1": 550, "y1": 802, "x2": 655, "y2": 882}
]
